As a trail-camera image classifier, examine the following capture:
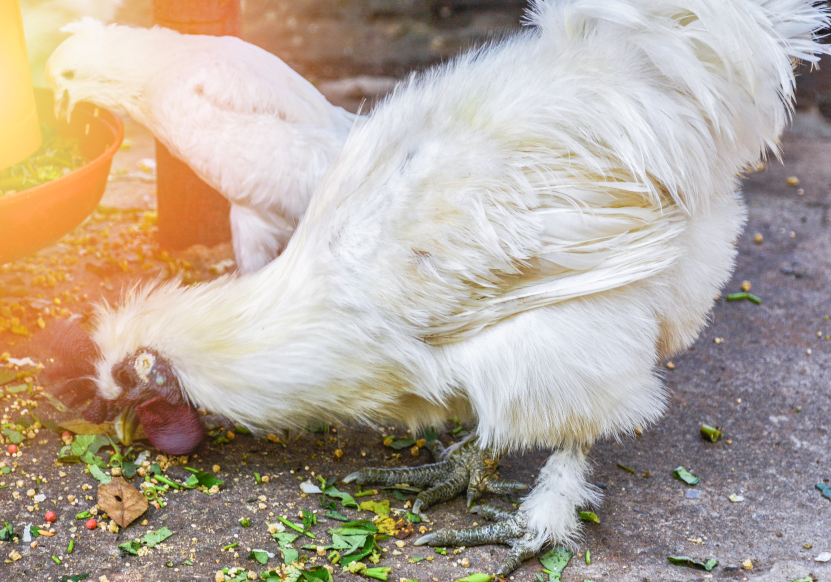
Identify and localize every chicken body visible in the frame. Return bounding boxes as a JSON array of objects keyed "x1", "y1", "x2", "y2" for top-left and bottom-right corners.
[
  {"x1": 46, "y1": 19, "x2": 356, "y2": 272},
  {"x1": 78, "y1": 0, "x2": 828, "y2": 571}
]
